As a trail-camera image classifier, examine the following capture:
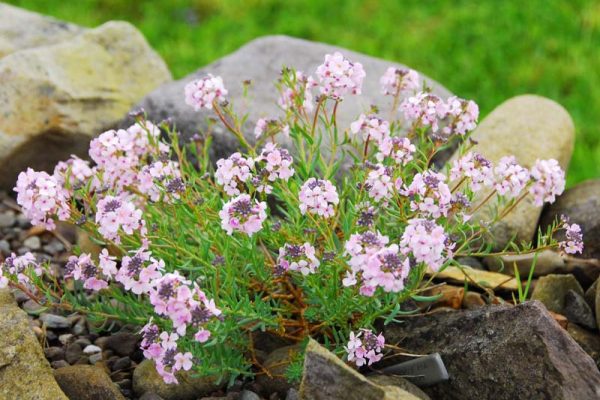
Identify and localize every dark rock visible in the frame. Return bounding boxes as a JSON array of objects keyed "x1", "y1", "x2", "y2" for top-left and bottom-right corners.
[
  {"x1": 539, "y1": 179, "x2": 600, "y2": 260},
  {"x1": 112, "y1": 356, "x2": 131, "y2": 371},
  {"x1": 44, "y1": 346, "x2": 65, "y2": 361},
  {"x1": 65, "y1": 343, "x2": 83, "y2": 364},
  {"x1": 132, "y1": 359, "x2": 225, "y2": 400},
  {"x1": 456, "y1": 256, "x2": 485, "y2": 270},
  {"x1": 139, "y1": 393, "x2": 165, "y2": 400},
  {"x1": 123, "y1": 35, "x2": 451, "y2": 166},
  {"x1": 105, "y1": 332, "x2": 139, "y2": 356},
  {"x1": 51, "y1": 360, "x2": 70, "y2": 369},
  {"x1": 54, "y1": 365, "x2": 125, "y2": 400},
  {"x1": 383, "y1": 301, "x2": 600, "y2": 399},
  {"x1": 368, "y1": 375, "x2": 430, "y2": 399},
  {"x1": 89, "y1": 353, "x2": 103, "y2": 365},
  {"x1": 567, "y1": 323, "x2": 600, "y2": 370},
  {"x1": 564, "y1": 289, "x2": 596, "y2": 329},
  {"x1": 39, "y1": 313, "x2": 70, "y2": 329},
  {"x1": 300, "y1": 338, "x2": 424, "y2": 399},
  {"x1": 0, "y1": 211, "x2": 16, "y2": 228},
  {"x1": 530, "y1": 274, "x2": 584, "y2": 314},
  {"x1": 461, "y1": 291, "x2": 486, "y2": 309},
  {"x1": 21, "y1": 298, "x2": 44, "y2": 314},
  {"x1": 256, "y1": 344, "x2": 302, "y2": 396}
]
